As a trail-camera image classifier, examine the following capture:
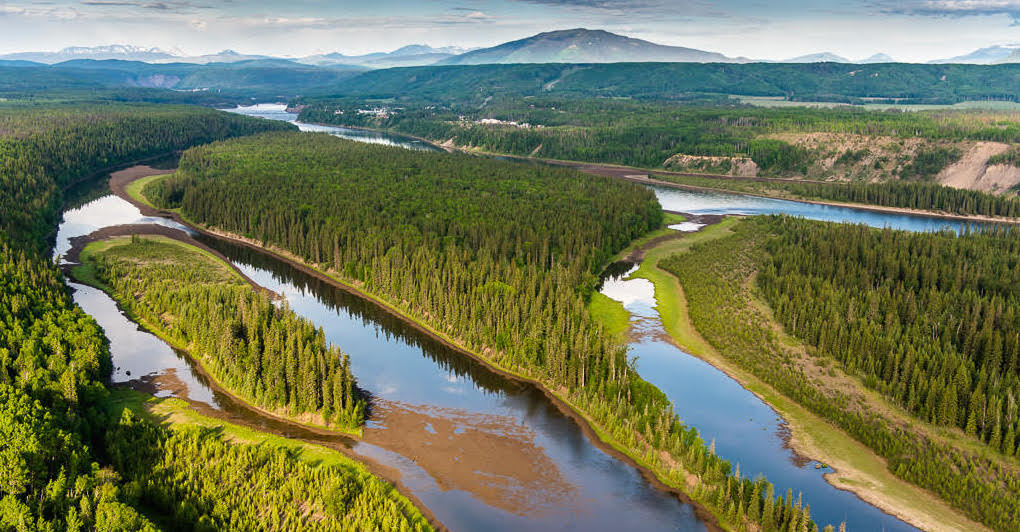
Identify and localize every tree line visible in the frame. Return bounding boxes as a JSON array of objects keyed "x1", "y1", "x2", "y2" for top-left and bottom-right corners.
[
  {"x1": 148, "y1": 131, "x2": 825, "y2": 531},
  {"x1": 87, "y1": 236, "x2": 365, "y2": 429},
  {"x1": 757, "y1": 218, "x2": 1020, "y2": 456},
  {"x1": 0, "y1": 104, "x2": 428, "y2": 530},
  {"x1": 107, "y1": 410, "x2": 430, "y2": 531},
  {"x1": 660, "y1": 217, "x2": 1020, "y2": 531}
]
